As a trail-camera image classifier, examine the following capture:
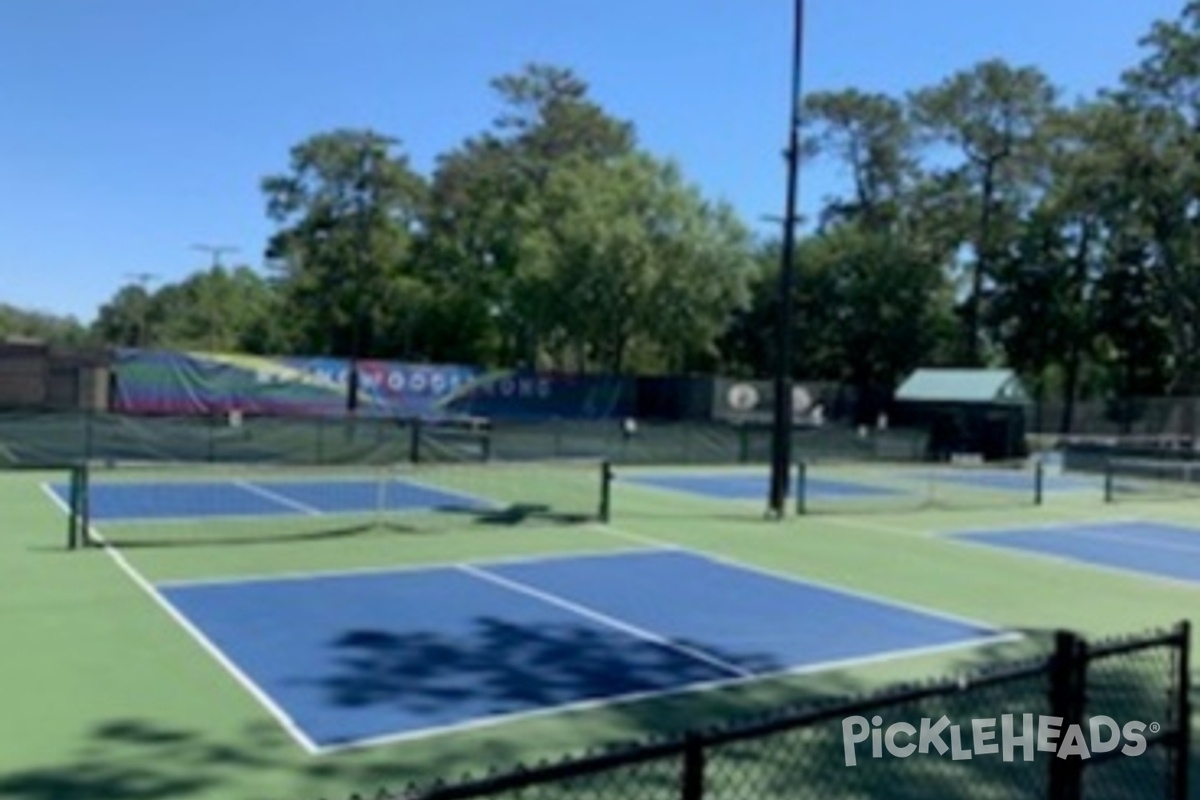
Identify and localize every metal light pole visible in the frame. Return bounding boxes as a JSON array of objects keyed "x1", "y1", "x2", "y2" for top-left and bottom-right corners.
[
  {"x1": 192, "y1": 244, "x2": 240, "y2": 352},
  {"x1": 124, "y1": 271, "x2": 160, "y2": 348},
  {"x1": 767, "y1": 0, "x2": 806, "y2": 519}
]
